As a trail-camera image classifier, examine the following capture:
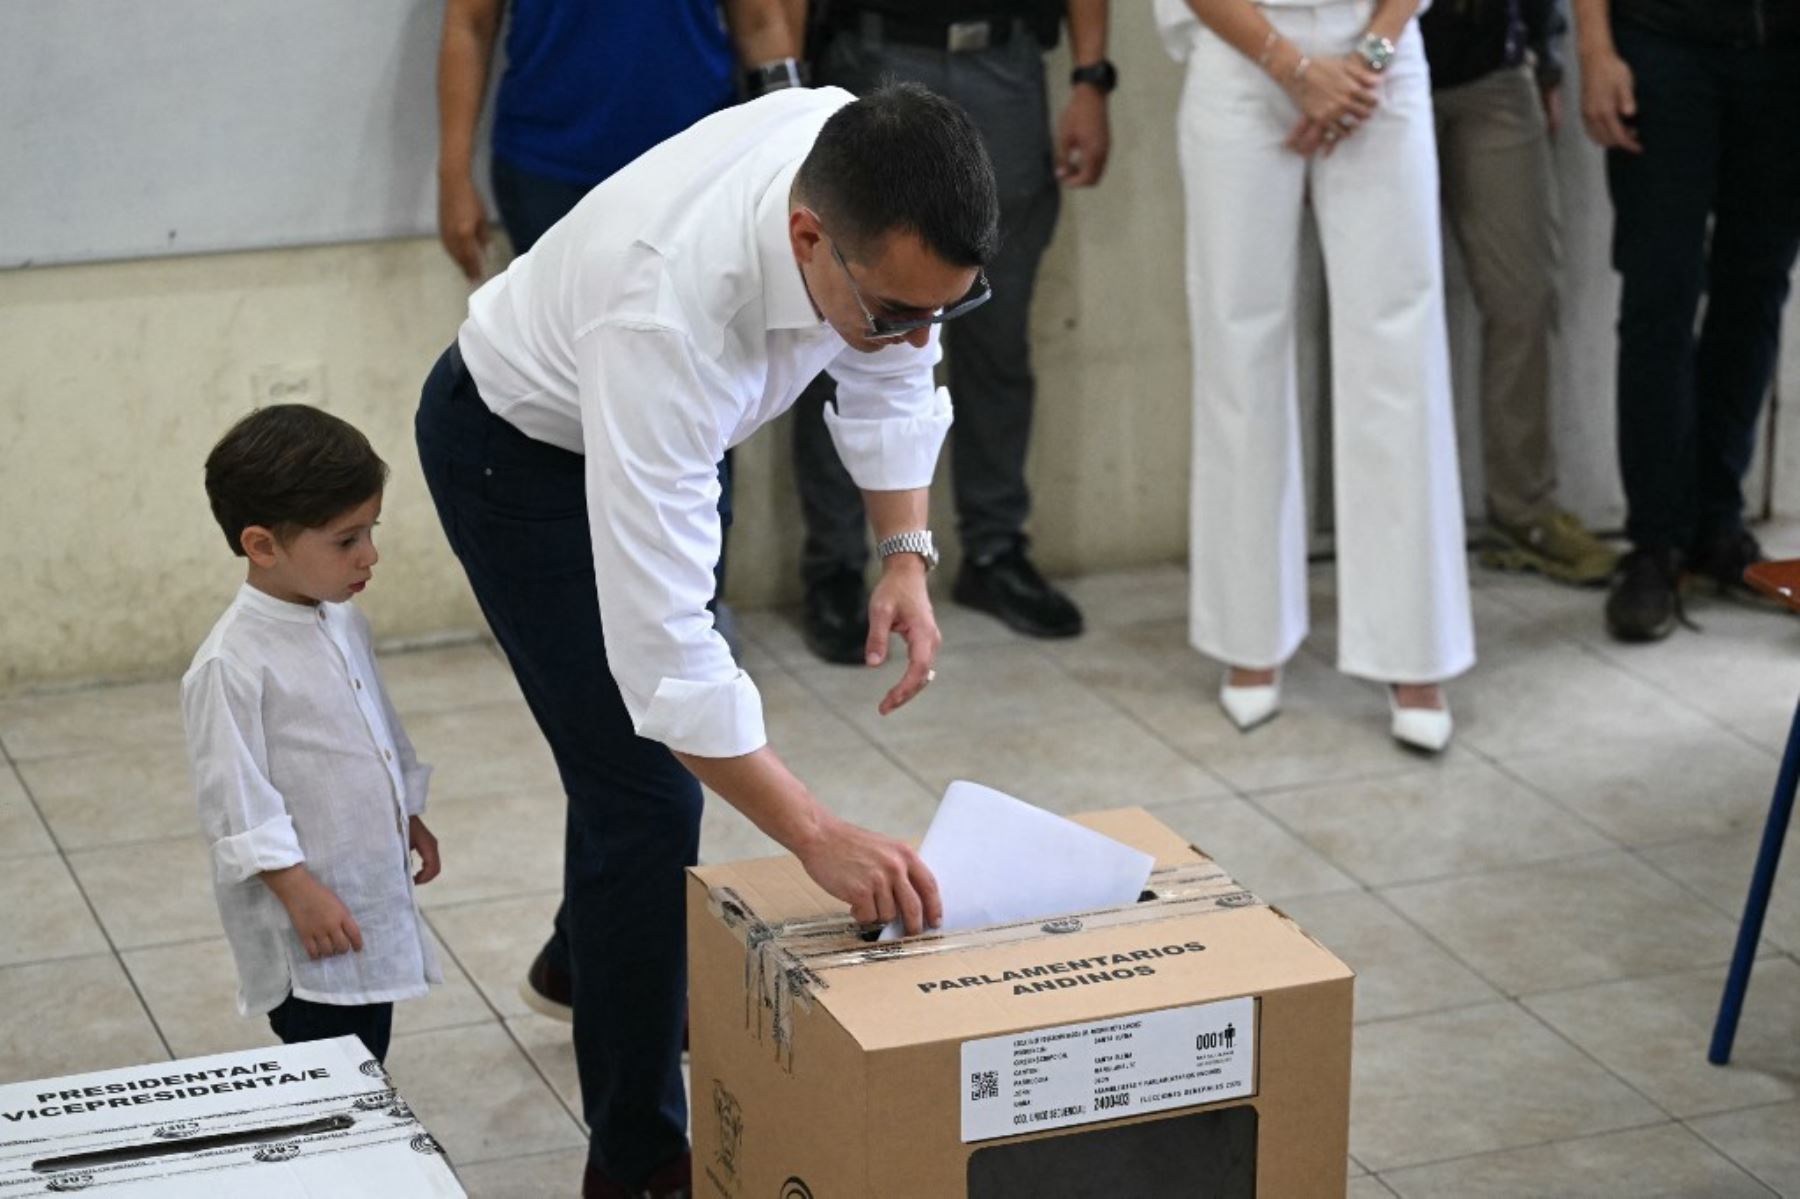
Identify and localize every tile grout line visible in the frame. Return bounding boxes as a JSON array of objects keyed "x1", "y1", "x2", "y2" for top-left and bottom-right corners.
[
  {"x1": 1024, "y1": 628, "x2": 1244, "y2": 800},
  {"x1": 1461, "y1": 731, "x2": 1796, "y2": 962},
  {"x1": 0, "y1": 735, "x2": 176, "y2": 1062},
  {"x1": 415, "y1": 907, "x2": 589, "y2": 1138},
  {"x1": 1351, "y1": 880, "x2": 1699, "y2": 1133},
  {"x1": 1367, "y1": 1114, "x2": 1786, "y2": 1195},
  {"x1": 1359, "y1": 1113, "x2": 1680, "y2": 1180},
  {"x1": 1682, "y1": 1105, "x2": 1797, "y2": 1198}
]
